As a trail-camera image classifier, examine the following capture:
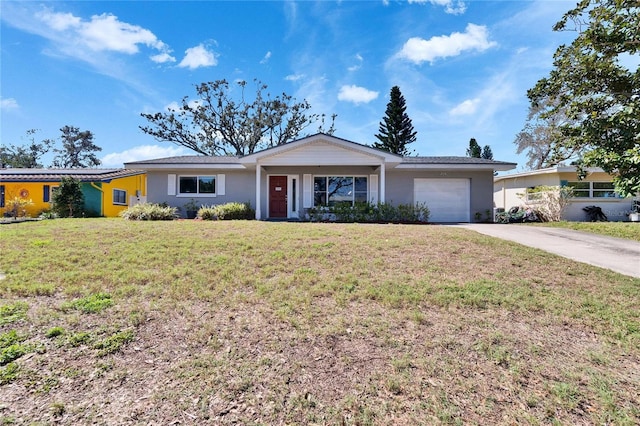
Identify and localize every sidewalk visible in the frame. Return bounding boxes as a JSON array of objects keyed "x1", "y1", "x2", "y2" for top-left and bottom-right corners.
[{"x1": 455, "y1": 224, "x2": 640, "y2": 278}]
